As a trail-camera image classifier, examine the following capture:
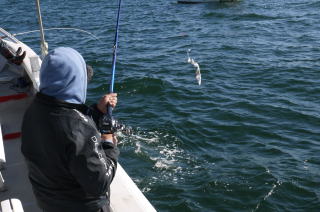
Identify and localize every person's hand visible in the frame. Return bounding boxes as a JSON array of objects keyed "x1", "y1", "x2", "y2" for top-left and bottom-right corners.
[
  {"x1": 97, "y1": 93, "x2": 117, "y2": 114},
  {"x1": 101, "y1": 134, "x2": 118, "y2": 146}
]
